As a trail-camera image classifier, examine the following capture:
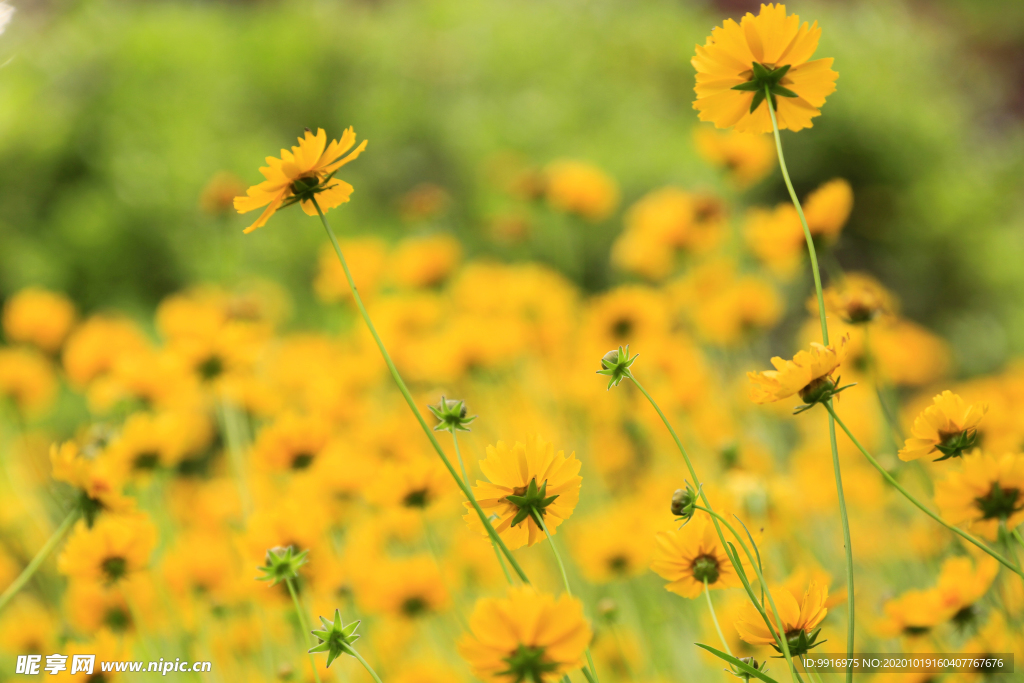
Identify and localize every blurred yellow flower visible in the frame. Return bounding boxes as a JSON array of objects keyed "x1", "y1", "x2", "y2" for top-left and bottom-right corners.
[
  {"x1": 875, "y1": 588, "x2": 950, "y2": 638},
  {"x1": 935, "y1": 451, "x2": 1024, "y2": 541},
  {"x1": 803, "y1": 178, "x2": 853, "y2": 241},
  {"x1": 734, "y1": 580, "x2": 828, "y2": 654},
  {"x1": 390, "y1": 234, "x2": 463, "y2": 289},
  {"x1": 747, "y1": 336, "x2": 847, "y2": 405},
  {"x1": 0, "y1": 347, "x2": 58, "y2": 417},
  {"x1": 820, "y1": 272, "x2": 896, "y2": 324},
  {"x1": 458, "y1": 586, "x2": 591, "y2": 683},
  {"x1": 62, "y1": 315, "x2": 149, "y2": 389},
  {"x1": 58, "y1": 513, "x2": 157, "y2": 585},
  {"x1": 464, "y1": 436, "x2": 582, "y2": 550},
  {"x1": 650, "y1": 513, "x2": 743, "y2": 598},
  {"x1": 2, "y1": 287, "x2": 76, "y2": 353},
  {"x1": 693, "y1": 3, "x2": 838, "y2": 134},
  {"x1": 935, "y1": 555, "x2": 999, "y2": 625},
  {"x1": 544, "y1": 160, "x2": 619, "y2": 221},
  {"x1": 357, "y1": 555, "x2": 450, "y2": 620},
  {"x1": 314, "y1": 237, "x2": 389, "y2": 303},
  {"x1": 367, "y1": 456, "x2": 453, "y2": 510},
  {"x1": 693, "y1": 128, "x2": 775, "y2": 187},
  {"x1": 234, "y1": 127, "x2": 367, "y2": 233},
  {"x1": 199, "y1": 171, "x2": 245, "y2": 215},
  {"x1": 571, "y1": 505, "x2": 652, "y2": 583},
  {"x1": 50, "y1": 442, "x2": 134, "y2": 519},
  {"x1": 898, "y1": 391, "x2": 988, "y2": 462}
]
